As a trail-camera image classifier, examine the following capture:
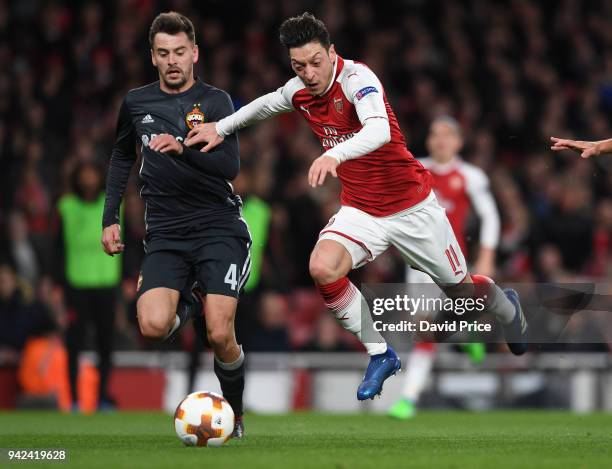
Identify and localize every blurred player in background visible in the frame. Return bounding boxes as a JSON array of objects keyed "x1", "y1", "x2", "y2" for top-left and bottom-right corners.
[
  {"x1": 550, "y1": 136, "x2": 612, "y2": 158},
  {"x1": 389, "y1": 116, "x2": 500, "y2": 419},
  {"x1": 102, "y1": 12, "x2": 249, "y2": 437},
  {"x1": 58, "y1": 162, "x2": 121, "y2": 411},
  {"x1": 186, "y1": 12, "x2": 527, "y2": 401}
]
